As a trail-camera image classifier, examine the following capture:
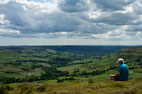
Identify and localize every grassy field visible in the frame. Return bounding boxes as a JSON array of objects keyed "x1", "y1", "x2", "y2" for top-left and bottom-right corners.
[
  {"x1": 0, "y1": 47, "x2": 83, "y2": 79},
  {"x1": 2, "y1": 79, "x2": 142, "y2": 94},
  {"x1": 1, "y1": 69, "x2": 142, "y2": 94},
  {"x1": 58, "y1": 64, "x2": 92, "y2": 72}
]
